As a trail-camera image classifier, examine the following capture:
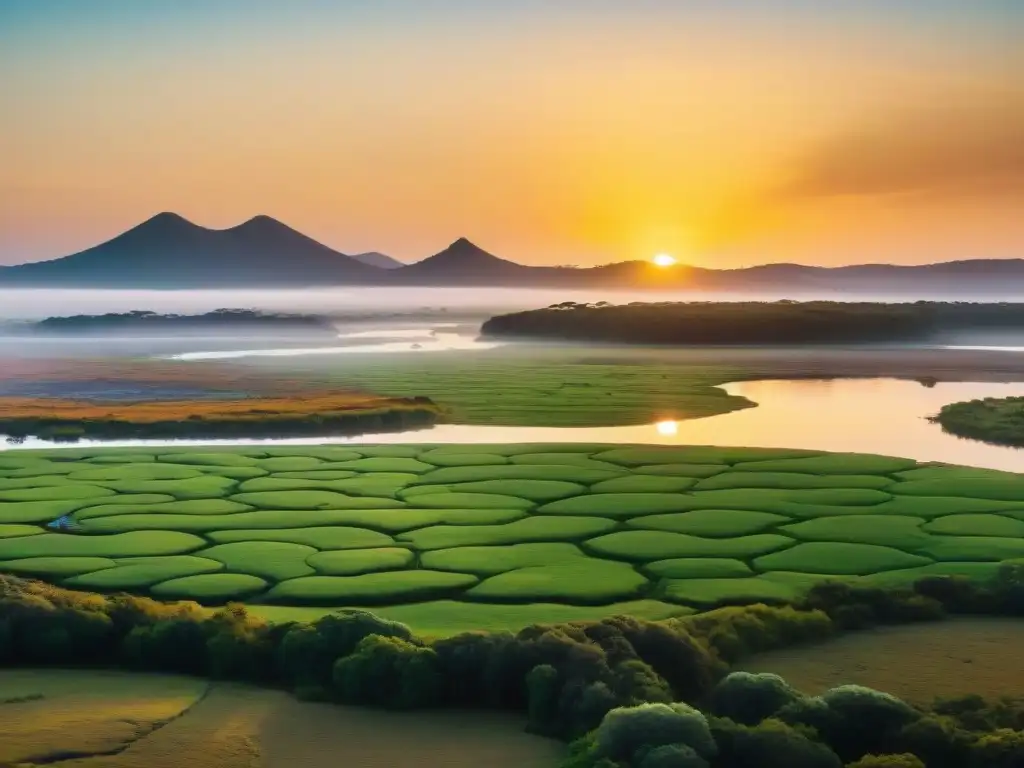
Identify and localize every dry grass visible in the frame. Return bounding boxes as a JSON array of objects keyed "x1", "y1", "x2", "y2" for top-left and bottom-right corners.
[
  {"x1": 0, "y1": 670, "x2": 561, "y2": 768},
  {"x1": 0, "y1": 392, "x2": 425, "y2": 422},
  {"x1": 739, "y1": 618, "x2": 1024, "y2": 704},
  {"x1": 0, "y1": 669, "x2": 207, "y2": 765}
]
